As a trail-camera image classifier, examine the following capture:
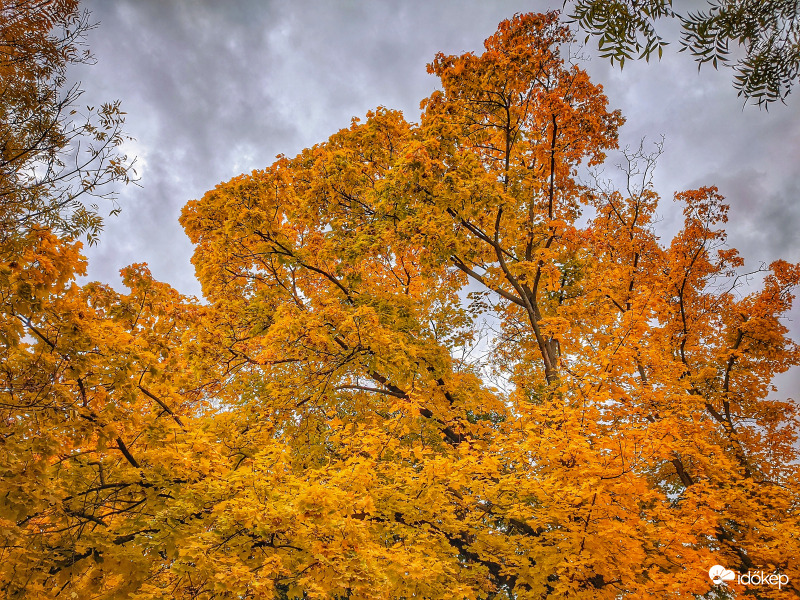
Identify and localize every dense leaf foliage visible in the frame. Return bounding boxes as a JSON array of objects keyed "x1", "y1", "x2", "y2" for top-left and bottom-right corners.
[
  {"x1": 567, "y1": 0, "x2": 800, "y2": 105},
  {"x1": 1, "y1": 8, "x2": 799, "y2": 600}
]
